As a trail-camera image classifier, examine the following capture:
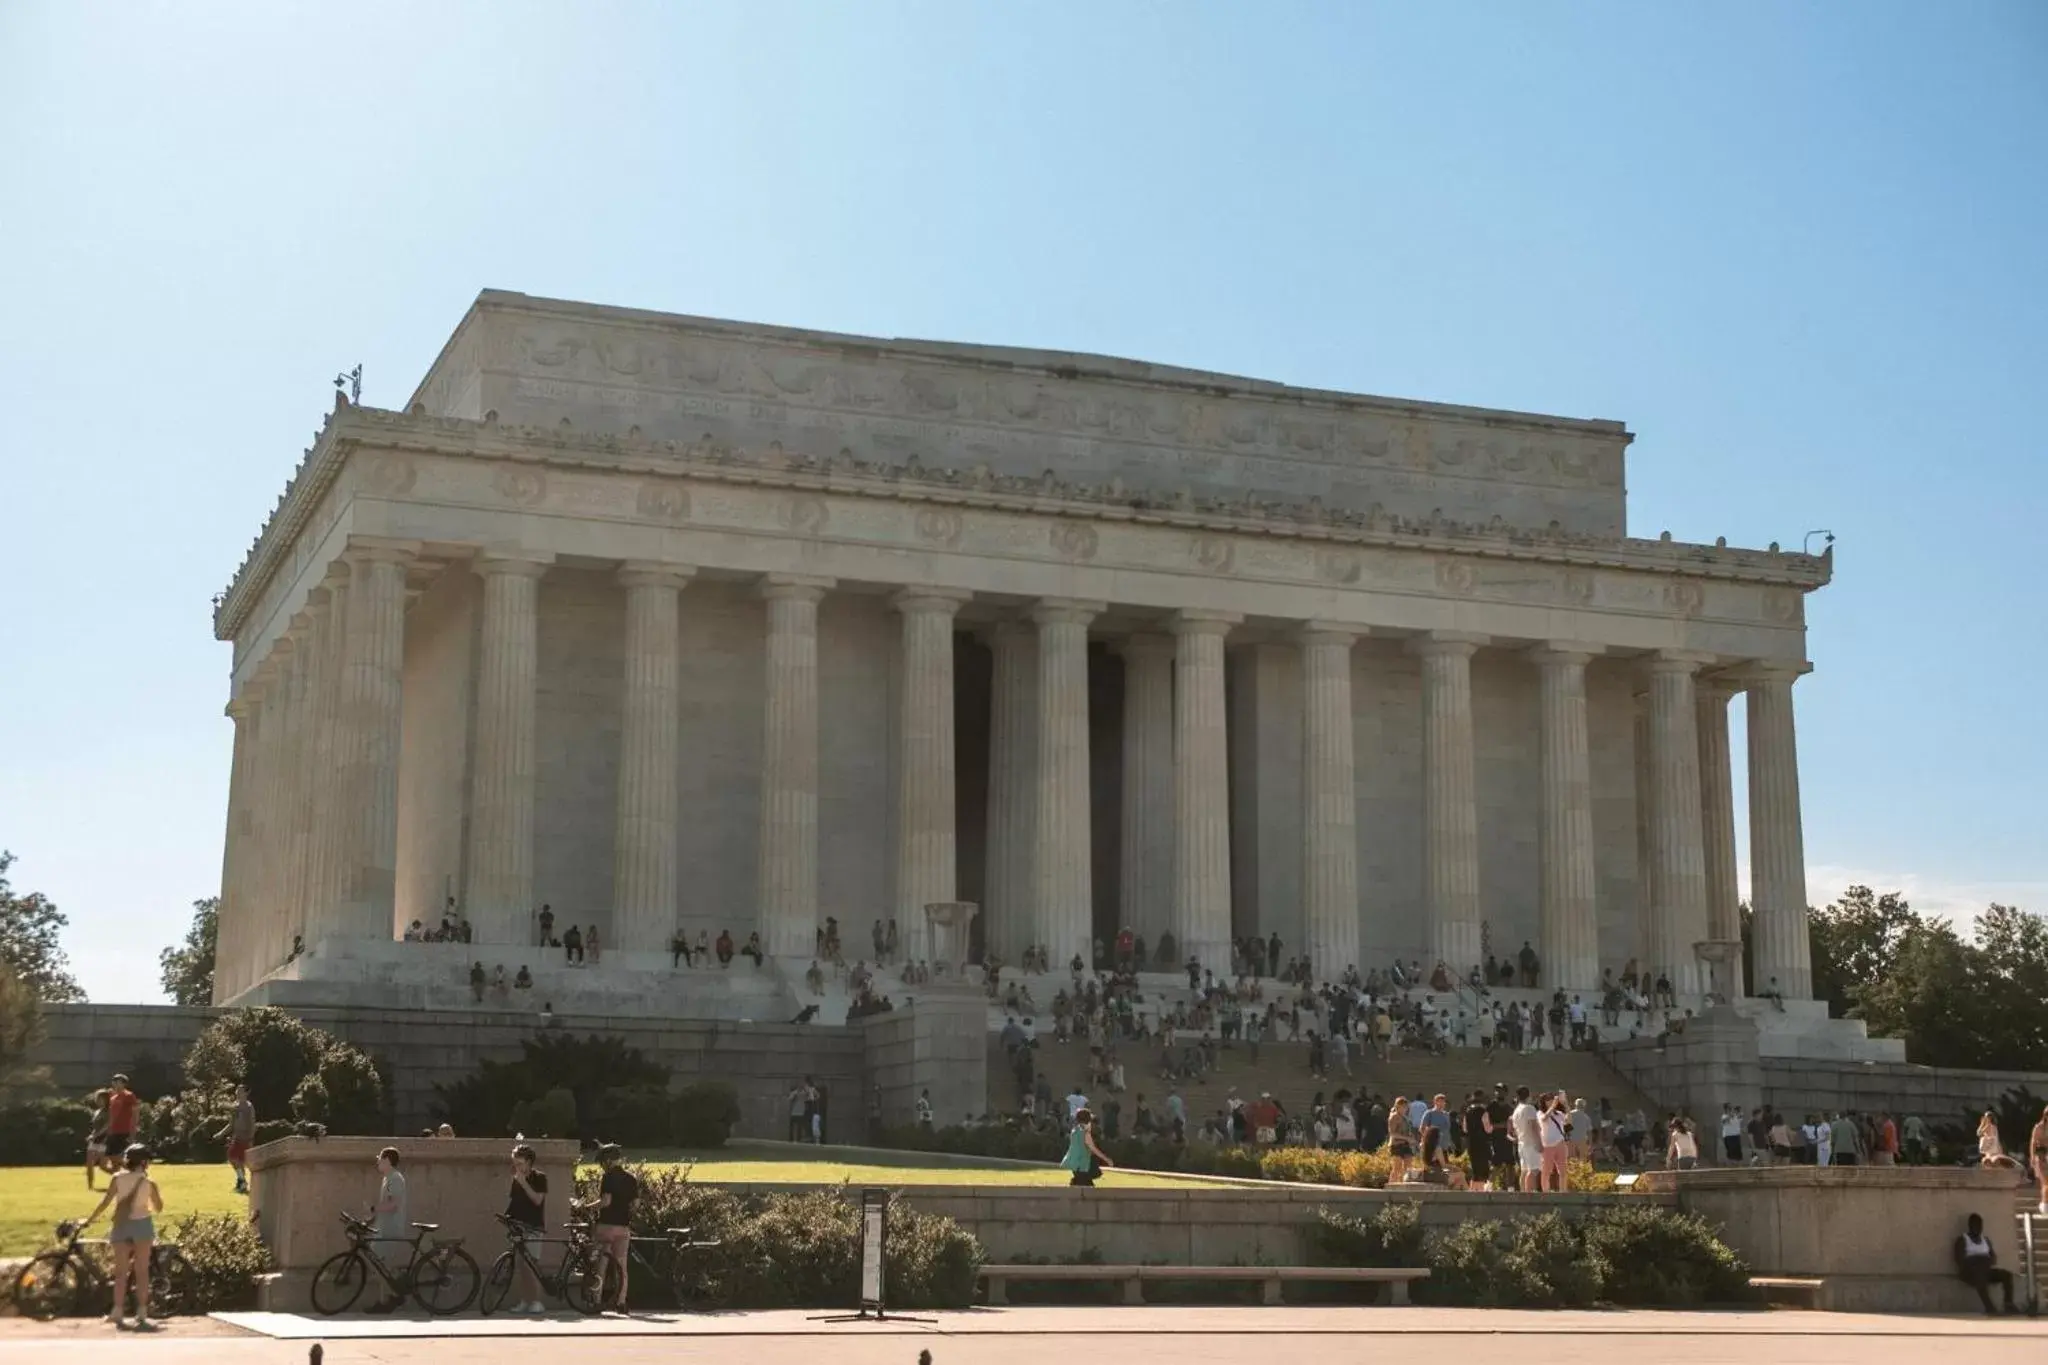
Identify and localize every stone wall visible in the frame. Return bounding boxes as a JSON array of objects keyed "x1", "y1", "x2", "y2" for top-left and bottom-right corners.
[
  {"x1": 29, "y1": 1002, "x2": 865, "y2": 1139},
  {"x1": 1762, "y1": 1059, "x2": 2048, "y2": 1127},
  {"x1": 861, "y1": 993, "x2": 989, "y2": 1132}
]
